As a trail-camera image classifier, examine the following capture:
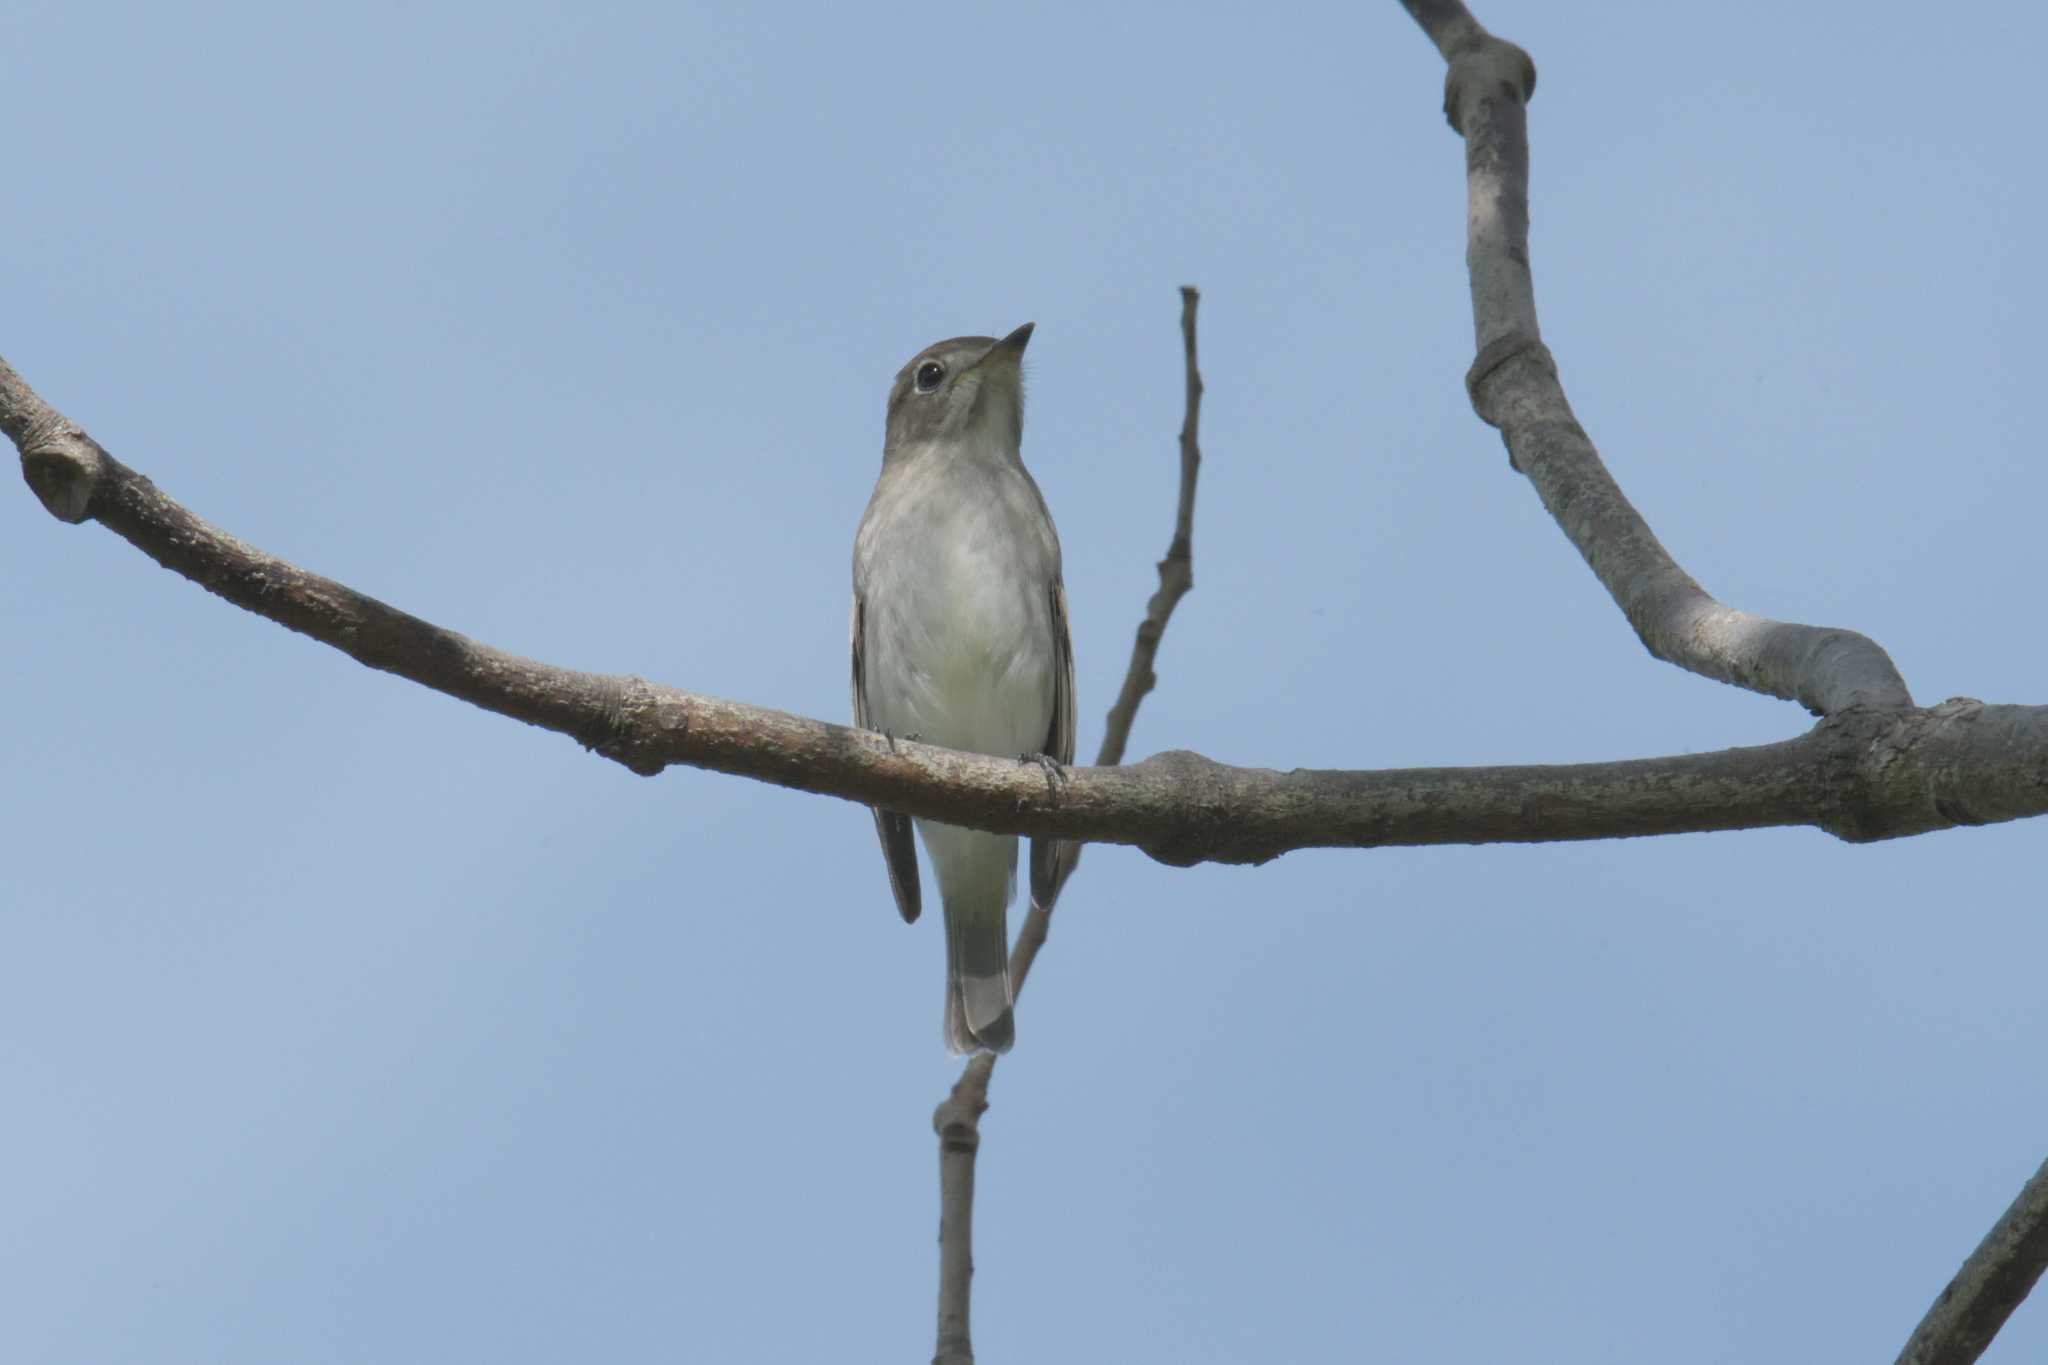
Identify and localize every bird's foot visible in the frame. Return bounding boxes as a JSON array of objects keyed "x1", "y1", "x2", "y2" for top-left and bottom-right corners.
[{"x1": 1019, "y1": 750, "x2": 1069, "y2": 799}]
